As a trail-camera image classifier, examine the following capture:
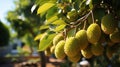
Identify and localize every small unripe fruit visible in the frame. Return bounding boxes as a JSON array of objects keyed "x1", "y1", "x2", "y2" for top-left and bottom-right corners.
[
  {"x1": 101, "y1": 14, "x2": 116, "y2": 34},
  {"x1": 64, "y1": 37, "x2": 79, "y2": 57},
  {"x1": 75, "y1": 30, "x2": 88, "y2": 50},
  {"x1": 110, "y1": 30, "x2": 120, "y2": 43},
  {"x1": 87, "y1": 23, "x2": 101, "y2": 44},
  {"x1": 91, "y1": 43, "x2": 104, "y2": 56},
  {"x1": 50, "y1": 46, "x2": 55, "y2": 53},
  {"x1": 53, "y1": 34, "x2": 64, "y2": 46},
  {"x1": 55, "y1": 40, "x2": 66, "y2": 59},
  {"x1": 68, "y1": 53, "x2": 81, "y2": 63},
  {"x1": 67, "y1": 10, "x2": 78, "y2": 22},
  {"x1": 106, "y1": 46, "x2": 115, "y2": 59},
  {"x1": 81, "y1": 46, "x2": 93, "y2": 59}
]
